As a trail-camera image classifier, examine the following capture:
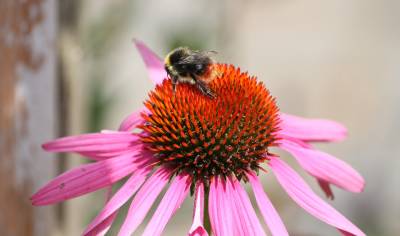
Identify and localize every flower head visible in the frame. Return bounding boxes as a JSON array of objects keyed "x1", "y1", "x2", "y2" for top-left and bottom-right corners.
[
  {"x1": 31, "y1": 40, "x2": 365, "y2": 236},
  {"x1": 141, "y1": 64, "x2": 279, "y2": 185}
]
